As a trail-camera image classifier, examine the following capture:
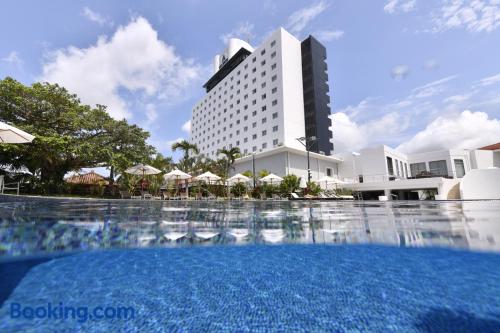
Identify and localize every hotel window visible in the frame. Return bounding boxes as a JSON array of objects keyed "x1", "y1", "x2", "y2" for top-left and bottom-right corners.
[
  {"x1": 244, "y1": 94, "x2": 248, "y2": 99},
  {"x1": 454, "y1": 159, "x2": 465, "y2": 178},
  {"x1": 252, "y1": 57, "x2": 256, "y2": 63},
  {"x1": 395, "y1": 159, "x2": 400, "y2": 176},
  {"x1": 271, "y1": 63, "x2": 276, "y2": 70},
  {"x1": 244, "y1": 138, "x2": 248, "y2": 143},
  {"x1": 252, "y1": 89, "x2": 256, "y2": 94},
  {"x1": 262, "y1": 142, "x2": 267, "y2": 149},
  {"x1": 262, "y1": 106, "x2": 267, "y2": 112},
  {"x1": 429, "y1": 160, "x2": 448, "y2": 177},
  {"x1": 271, "y1": 87, "x2": 277, "y2": 94},
  {"x1": 236, "y1": 130, "x2": 240, "y2": 135},
  {"x1": 272, "y1": 75, "x2": 277, "y2": 82},
  {"x1": 272, "y1": 112, "x2": 278, "y2": 119},
  {"x1": 262, "y1": 117, "x2": 267, "y2": 124},
  {"x1": 272, "y1": 125, "x2": 278, "y2": 132},
  {"x1": 326, "y1": 168, "x2": 333, "y2": 177},
  {"x1": 236, "y1": 140, "x2": 240, "y2": 146},
  {"x1": 244, "y1": 105, "x2": 248, "y2": 110},
  {"x1": 244, "y1": 64, "x2": 248, "y2": 69},
  {"x1": 261, "y1": 60, "x2": 266, "y2": 66},
  {"x1": 410, "y1": 162, "x2": 426, "y2": 177},
  {"x1": 252, "y1": 78, "x2": 256, "y2": 83},
  {"x1": 252, "y1": 122, "x2": 257, "y2": 128},
  {"x1": 244, "y1": 115, "x2": 248, "y2": 120},
  {"x1": 271, "y1": 40, "x2": 276, "y2": 47},
  {"x1": 272, "y1": 100, "x2": 278, "y2": 106},
  {"x1": 271, "y1": 51, "x2": 276, "y2": 58},
  {"x1": 386, "y1": 156, "x2": 394, "y2": 176},
  {"x1": 253, "y1": 146, "x2": 257, "y2": 152},
  {"x1": 261, "y1": 49, "x2": 266, "y2": 55},
  {"x1": 262, "y1": 130, "x2": 267, "y2": 136},
  {"x1": 244, "y1": 126, "x2": 248, "y2": 132},
  {"x1": 261, "y1": 71, "x2": 266, "y2": 77},
  {"x1": 252, "y1": 111, "x2": 257, "y2": 116},
  {"x1": 273, "y1": 139, "x2": 278, "y2": 146},
  {"x1": 244, "y1": 84, "x2": 248, "y2": 89},
  {"x1": 261, "y1": 82, "x2": 266, "y2": 88},
  {"x1": 252, "y1": 134, "x2": 257, "y2": 139},
  {"x1": 252, "y1": 68, "x2": 256, "y2": 73},
  {"x1": 236, "y1": 120, "x2": 240, "y2": 124},
  {"x1": 262, "y1": 94, "x2": 266, "y2": 100},
  {"x1": 252, "y1": 100, "x2": 257, "y2": 105},
  {"x1": 244, "y1": 74, "x2": 248, "y2": 79}
]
